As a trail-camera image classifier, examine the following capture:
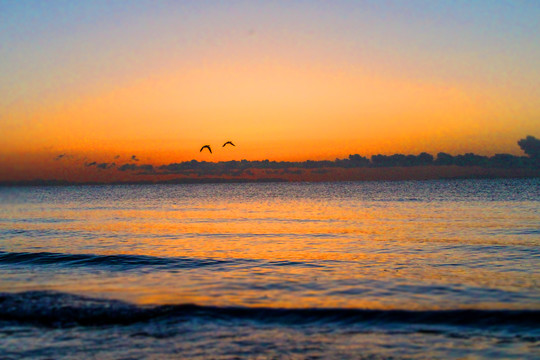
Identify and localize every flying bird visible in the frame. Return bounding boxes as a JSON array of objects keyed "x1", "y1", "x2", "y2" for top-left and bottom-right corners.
[
  {"x1": 223, "y1": 141, "x2": 235, "y2": 147},
  {"x1": 200, "y1": 145, "x2": 212, "y2": 153}
]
